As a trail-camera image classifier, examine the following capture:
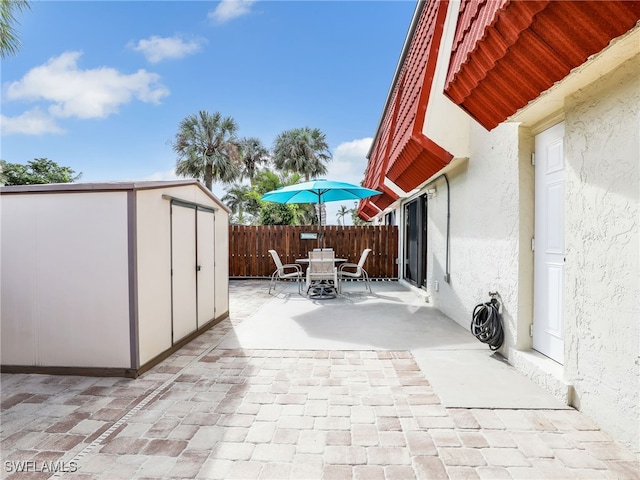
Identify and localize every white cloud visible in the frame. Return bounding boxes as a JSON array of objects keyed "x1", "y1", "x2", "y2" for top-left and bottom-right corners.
[
  {"x1": 208, "y1": 0, "x2": 256, "y2": 24},
  {"x1": 0, "y1": 108, "x2": 64, "y2": 135},
  {"x1": 327, "y1": 137, "x2": 372, "y2": 185},
  {"x1": 324, "y1": 137, "x2": 373, "y2": 225},
  {"x1": 130, "y1": 35, "x2": 205, "y2": 64},
  {"x1": 5, "y1": 51, "x2": 170, "y2": 120}
]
